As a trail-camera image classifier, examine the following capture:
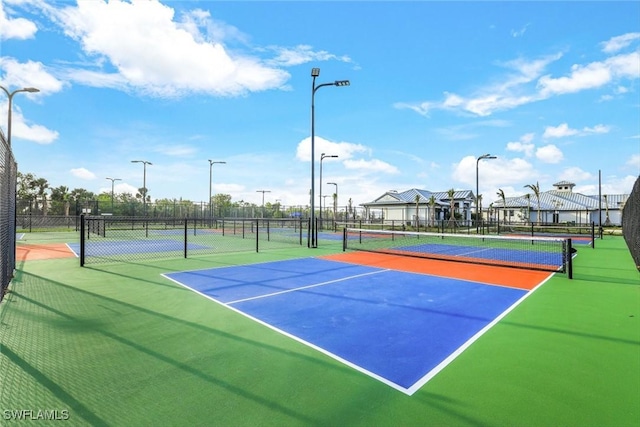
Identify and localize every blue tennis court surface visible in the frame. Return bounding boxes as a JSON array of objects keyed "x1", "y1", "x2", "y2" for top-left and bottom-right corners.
[
  {"x1": 163, "y1": 258, "x2": 531, "y2": 394},
  {"x1": 67, "y1": 240, "x2": 210, "y2": 256},
  {"x1": 397, "y1": 243, "x2": 563, "y2": 267}
]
